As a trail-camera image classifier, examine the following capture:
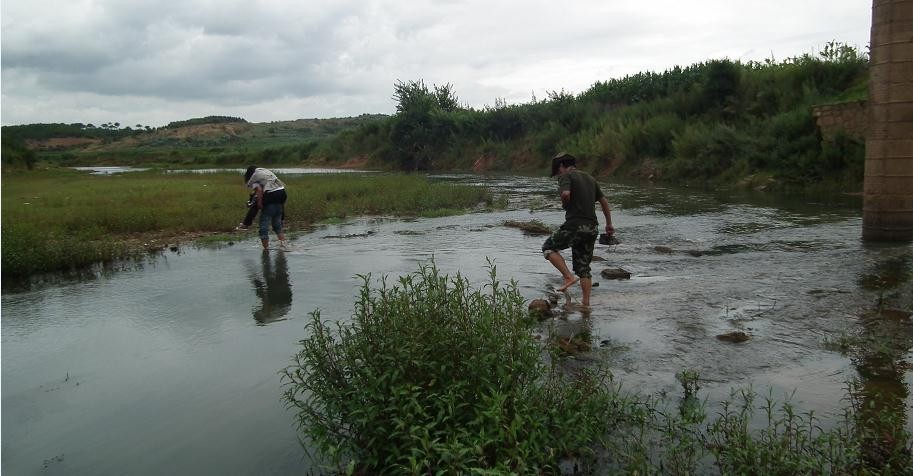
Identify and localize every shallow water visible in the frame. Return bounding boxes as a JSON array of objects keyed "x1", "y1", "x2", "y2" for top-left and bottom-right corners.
[
  {"x1": 3, "y1": 175, "x2": 912, "y2": 474},
  {"x1": 71, "y1": 166, "x2": 373, "y2": 175},
  {"x1": 70, "y1": 166, "x2": 150, "y2": 174}
]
